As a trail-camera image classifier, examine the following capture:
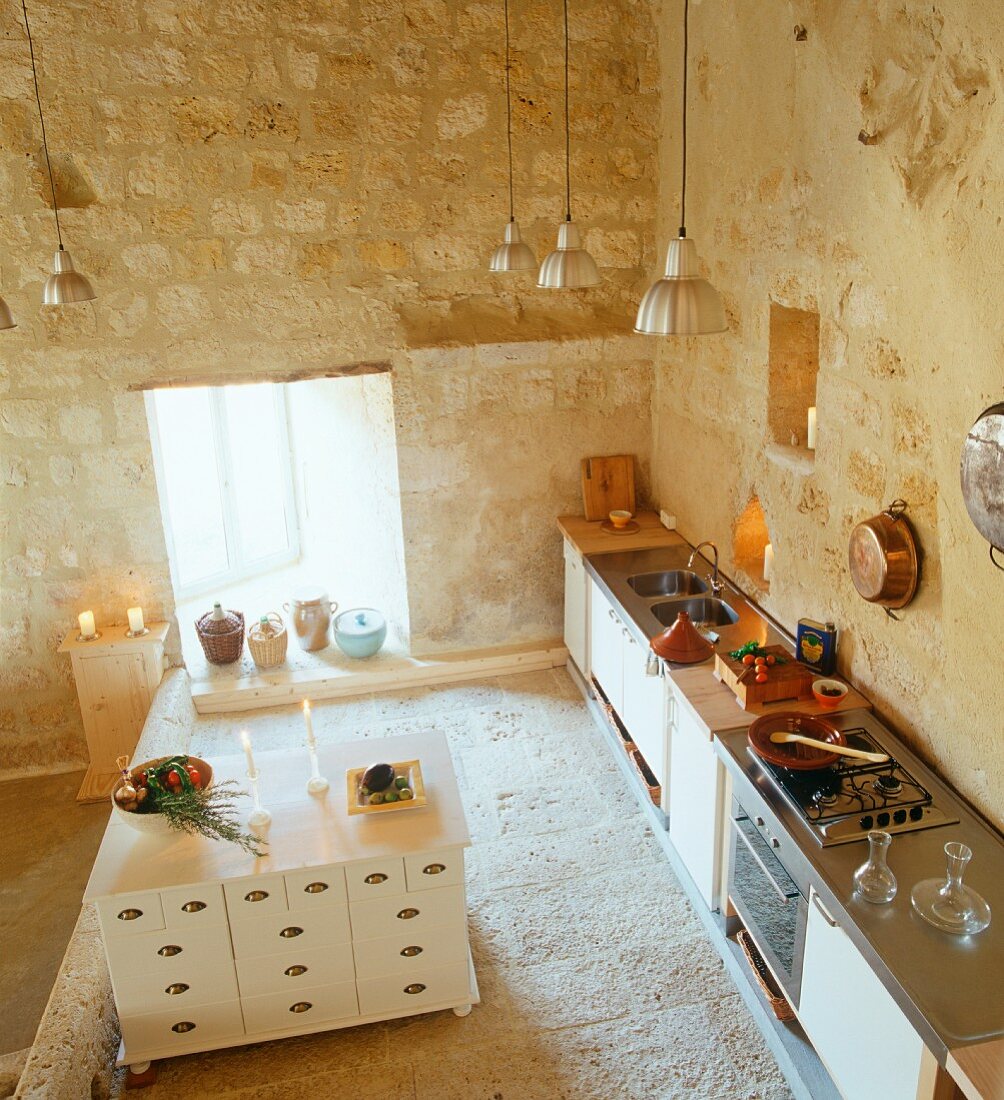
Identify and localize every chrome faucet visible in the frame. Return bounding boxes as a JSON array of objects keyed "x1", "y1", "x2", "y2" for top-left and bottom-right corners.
[{"x1": 688, "y1": 541, "x2": 723, "y2": 598}]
